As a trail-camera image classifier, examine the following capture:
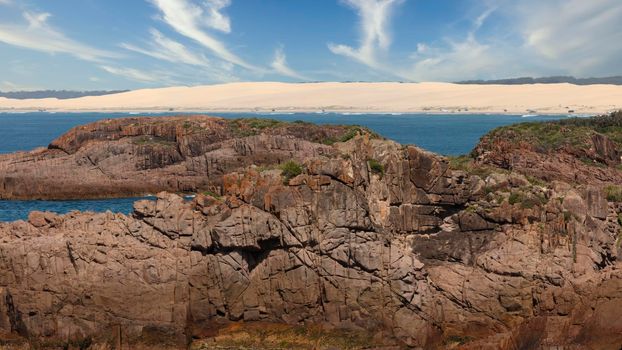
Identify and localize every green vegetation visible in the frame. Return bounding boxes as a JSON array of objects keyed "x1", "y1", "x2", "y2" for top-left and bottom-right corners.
[
  {"x1": 279, "y1": 161, "x2": 303, "y2": 183},
  {"x1": 227, "y1": 118, "x2": 285, "y2": 137},
  {"x1": 202, "y1": 190, "x2": 222, "y2": 200},
  {"x1": 447, "y1": 155, "x2": 498, "y2": 178},
  {"x1": 525, "y1": 175, "x2": 547, "y2": 187},
  {"x1": 605, "y1": 185, "x2": 622, "y2": 202},
  {"x1": 484, "y1": 110, "x2": 622, "y2": 155},
  {"x1": 508, "y1": 192, "x2": 522, "y2": 205},
  {"x1": 245, "y1": 118, "x2": 284, "y2": 129},
  {"x1": 321, "y1": 125, "x2": 370, "y2": 145},
  {"x1": 507, "y1": 190, "x2": 547, "y2": 209},
  {"x1": 368, "y1": 159, "x2": 384, "y2": 177},
  {"x1": 293, "y1": 120, "x2": 312, "y2": 125}
]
